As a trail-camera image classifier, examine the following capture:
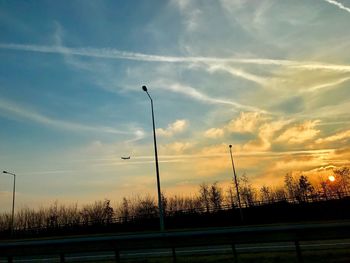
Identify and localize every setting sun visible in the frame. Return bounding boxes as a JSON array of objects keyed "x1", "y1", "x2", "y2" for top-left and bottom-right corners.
[{"x1": 328, "y1": 175, "x2": 336, "y2": 182}]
